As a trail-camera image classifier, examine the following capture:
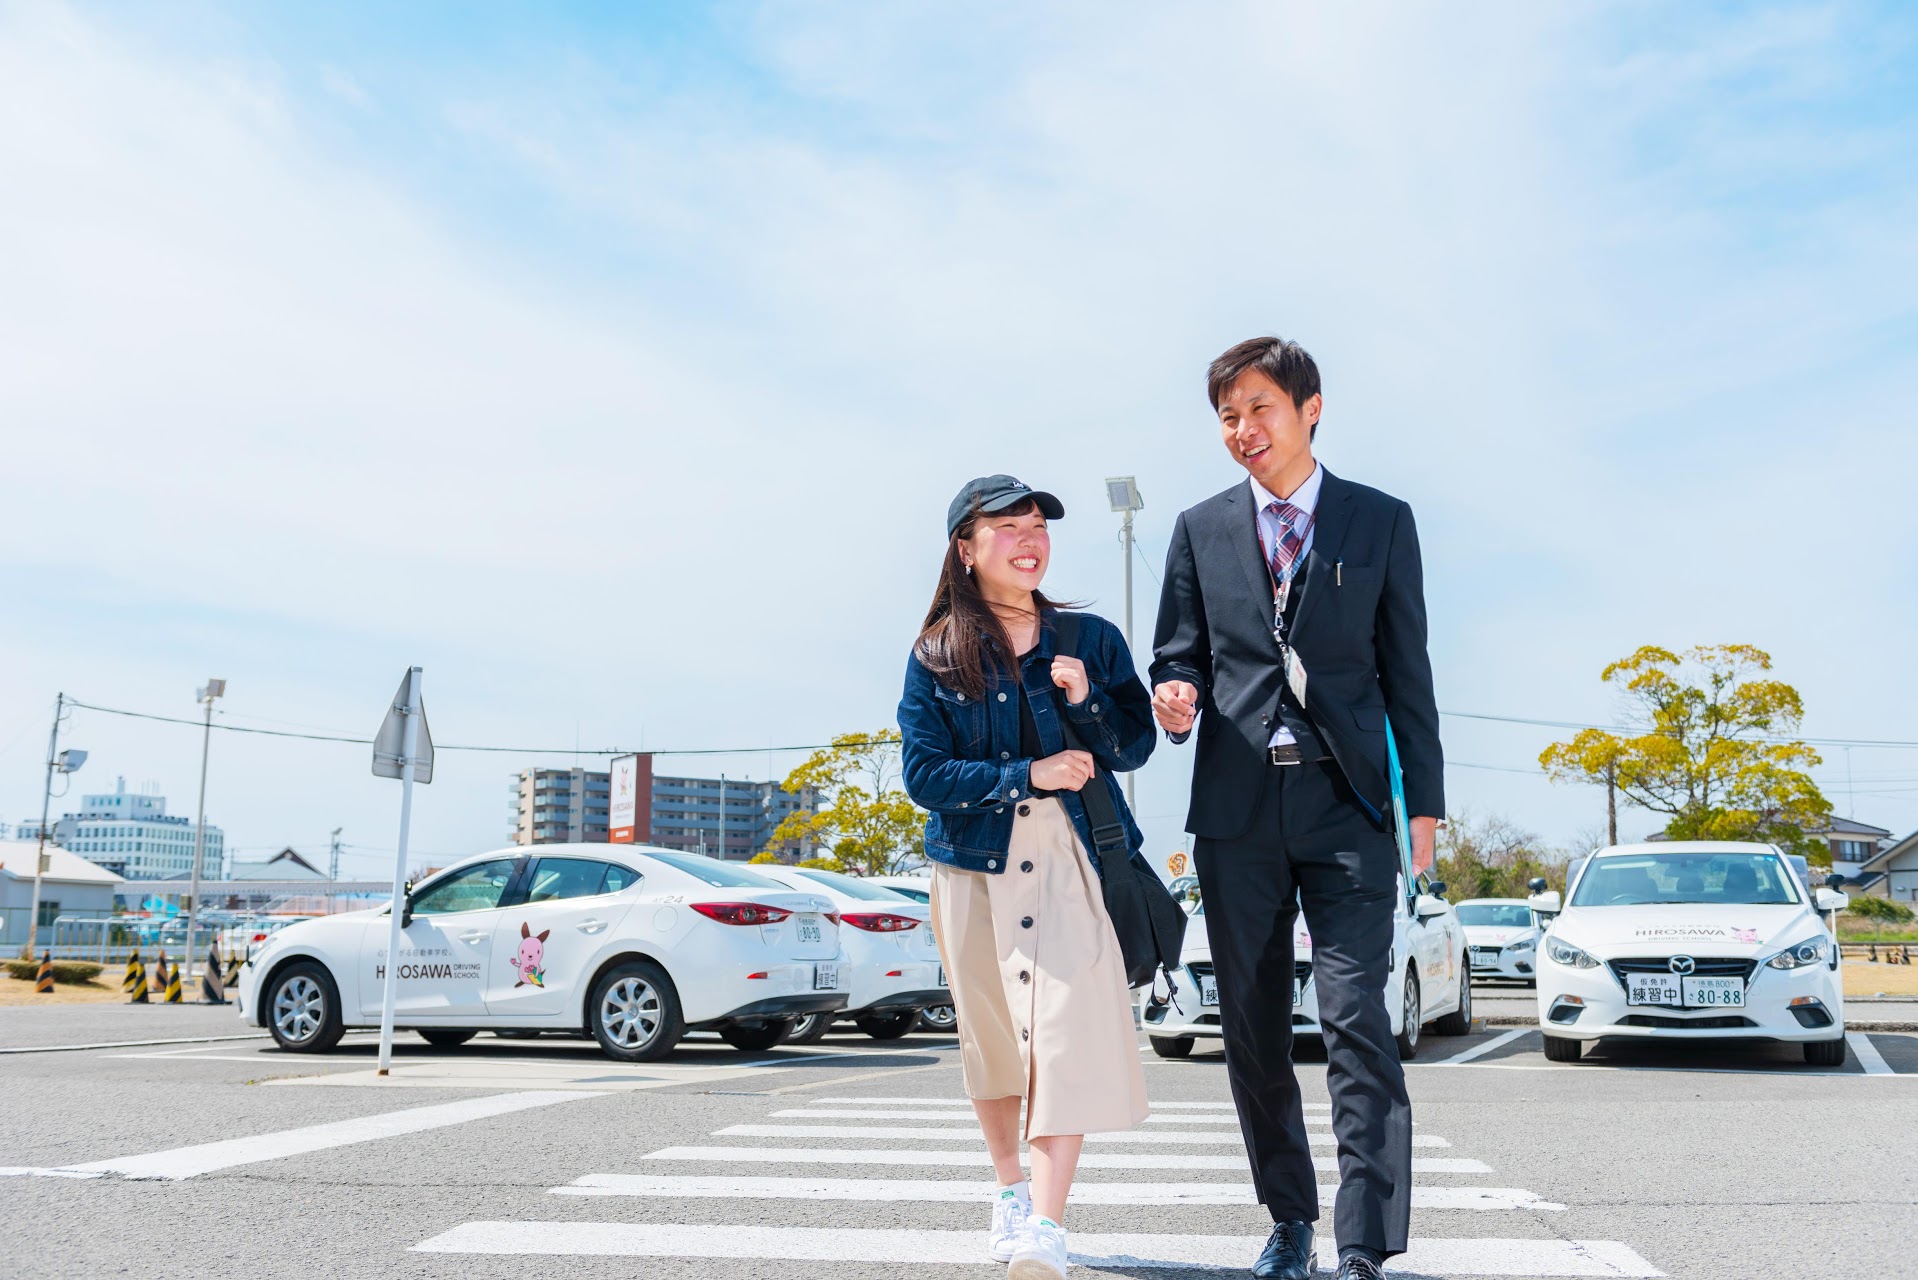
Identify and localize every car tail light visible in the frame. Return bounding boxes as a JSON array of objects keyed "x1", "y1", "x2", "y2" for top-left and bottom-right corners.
[
  {"x1": 689, "y1": 902, "x2": 793, "y2": 926},
  {"x1": 840, "y1": 912, "x2": 921, "y2": 933}
]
